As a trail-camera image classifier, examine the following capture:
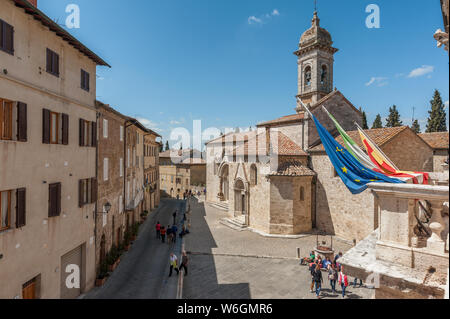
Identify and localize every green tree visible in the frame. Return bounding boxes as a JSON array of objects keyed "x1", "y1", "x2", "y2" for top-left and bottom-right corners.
[
  {"x1": 426, "y1": 89, "x2": 447, "y2": 133},
  {"x1": 159, "y1": 142, "x2": 163, "y2": 152},
  {"x1": 164, "y1": 141, "x2": 170, "y2": 151},
  {"x1": 362, "y1": 111, "x2": 369, "y2": 129},
  {"x1": 411, "y1": 119, "x2": 421, "y2": 134},
  {"x1": 372, "y1": 114, "x2": 383, "y2": 129},
  {"x1": 386, "y1": 105, "x2": 403, "y2": 127}
]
